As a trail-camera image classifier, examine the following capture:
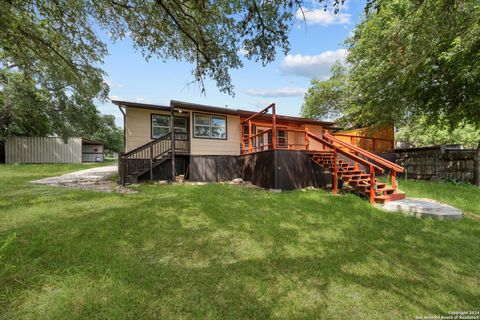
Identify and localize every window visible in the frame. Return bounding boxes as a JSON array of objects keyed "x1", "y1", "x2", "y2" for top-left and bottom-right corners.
[
  {"x1": 267, "y1": 128, "x2": 288, "y2": 148},
  {"x1": 194, "y1": 113, "x2": 227, "y2": 139},
  {"x1": 151, "y1": 115, "x2": 188, "y2": 139},
  {"x1": 152, "y1": 115, "x2": 170, "y2": 138}
]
